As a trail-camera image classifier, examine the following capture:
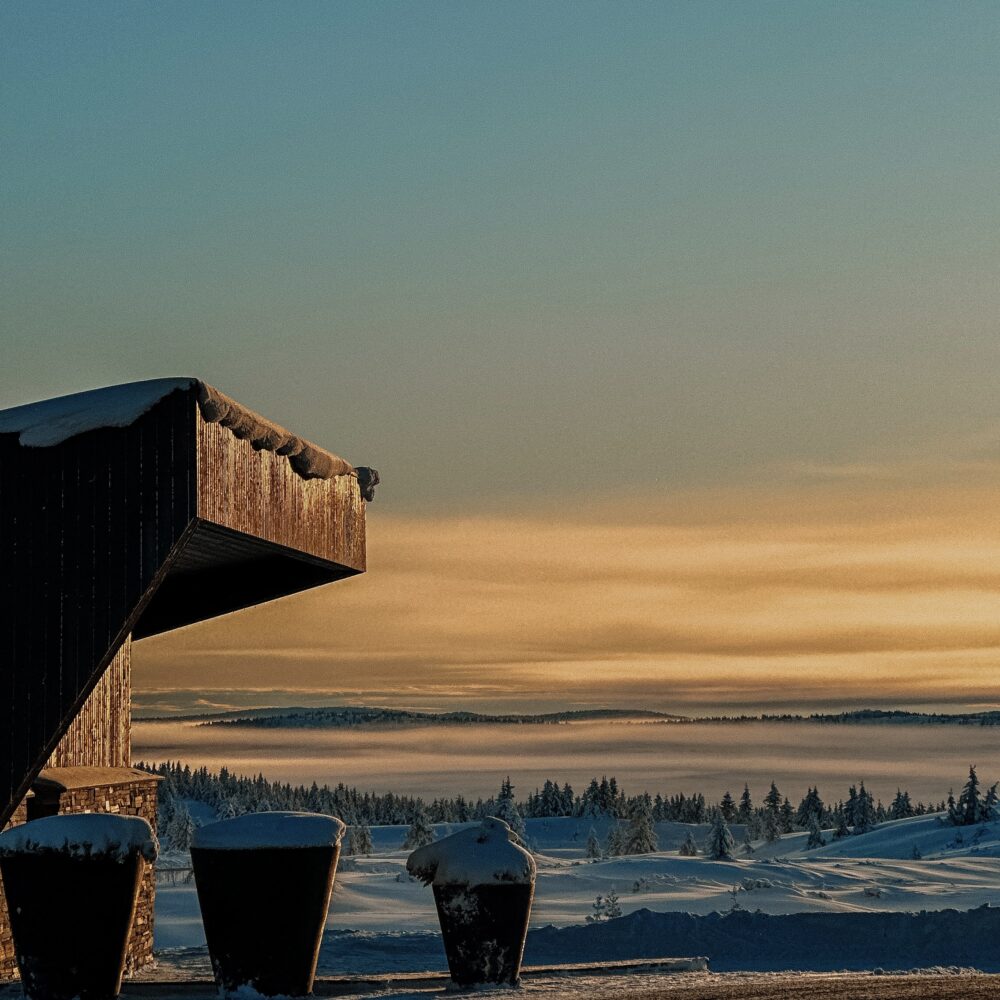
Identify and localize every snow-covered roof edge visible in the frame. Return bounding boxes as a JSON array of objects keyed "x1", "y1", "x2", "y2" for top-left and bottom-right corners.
[{"x1": 0, "y1": 378, "x2": 378, "y2": 496}]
